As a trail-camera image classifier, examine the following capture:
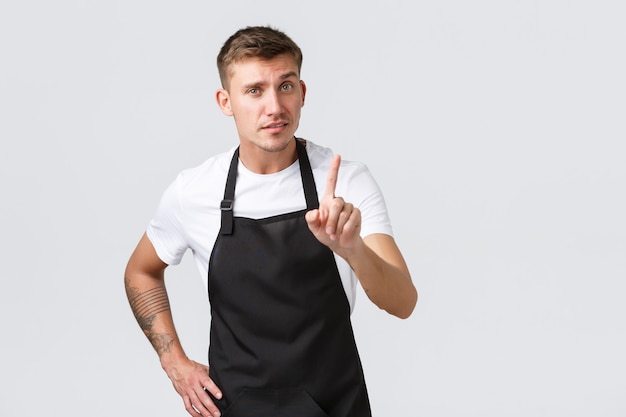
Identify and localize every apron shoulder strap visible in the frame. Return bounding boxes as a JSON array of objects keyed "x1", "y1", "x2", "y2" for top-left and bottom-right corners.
[
  {"x1": 296, "y1": 138, "x2": 319, "y2": 210},
  {"x1": 220, "y1": 147, "x2": 239, "y2": 235}
]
